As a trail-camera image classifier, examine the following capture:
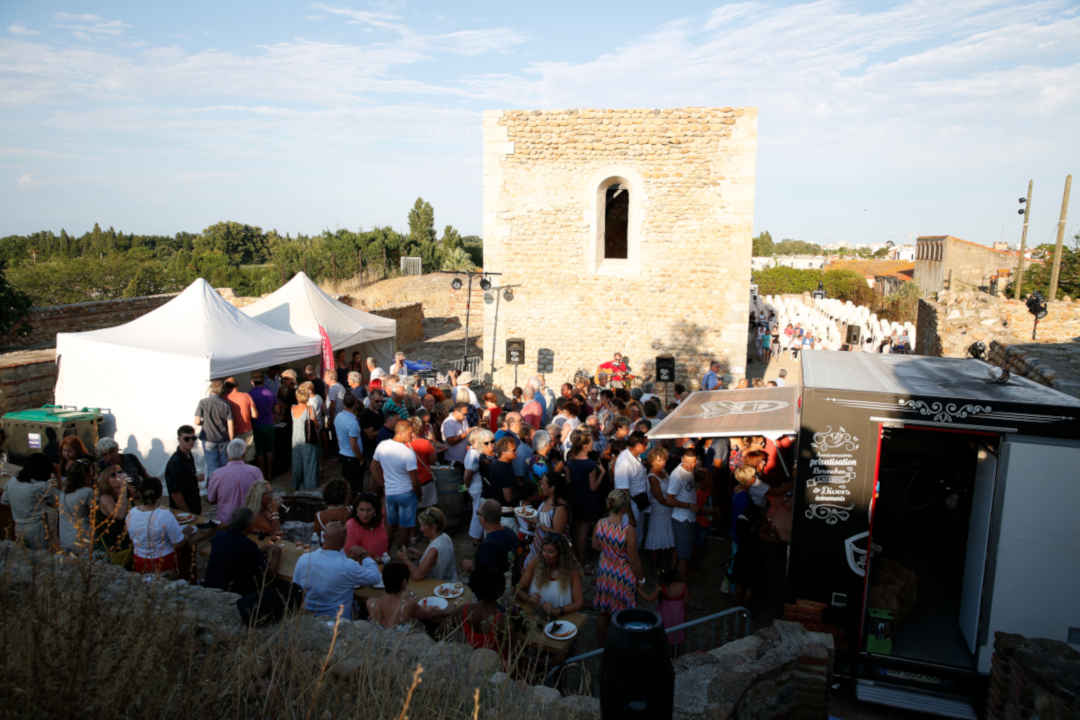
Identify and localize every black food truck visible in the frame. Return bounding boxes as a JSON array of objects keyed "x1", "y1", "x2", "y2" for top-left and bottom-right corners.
[{"x1": 647, "y1": 350, "x2": 1080, "y2": 718}]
